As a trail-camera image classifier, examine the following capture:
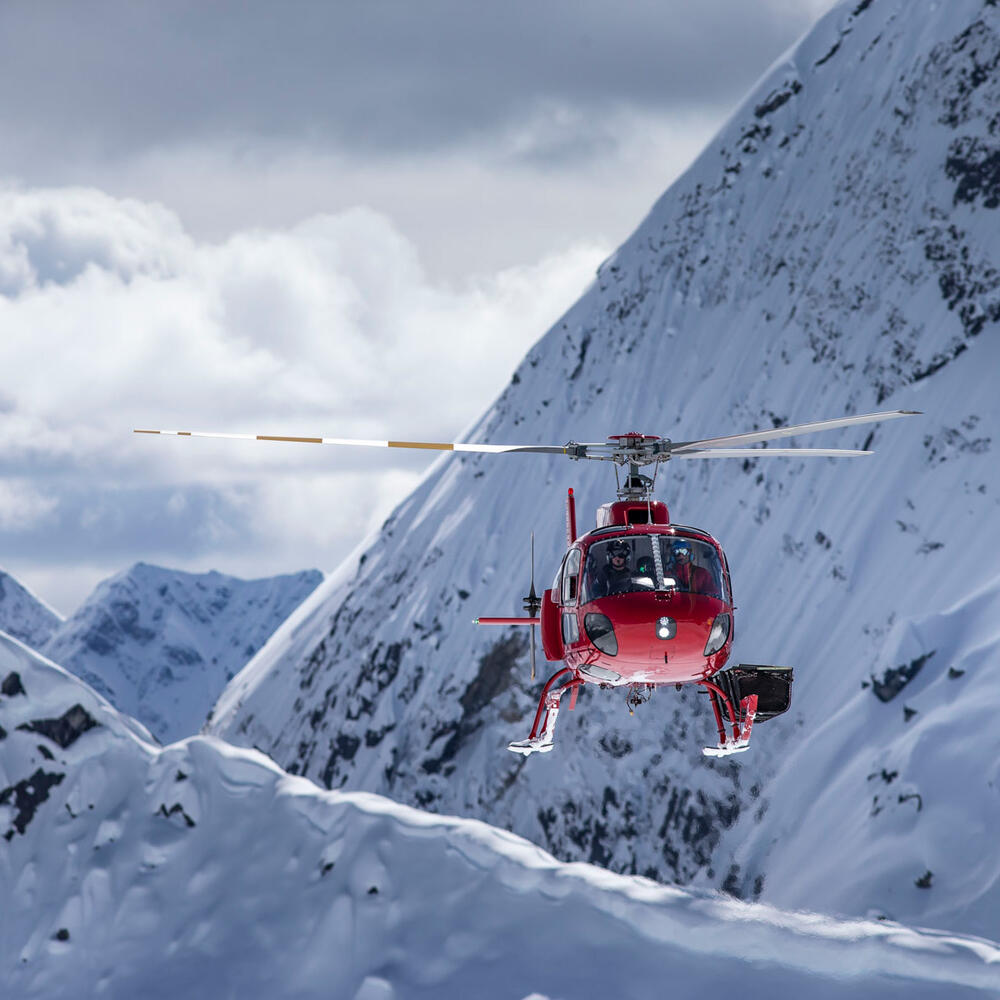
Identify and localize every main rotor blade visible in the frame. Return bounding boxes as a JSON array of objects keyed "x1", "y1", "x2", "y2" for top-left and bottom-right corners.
[
  {"x1": 670, "y1": 409, "x2": 919, "y2": 453},
  {"x1": 134, "y1": 429, "x2": 568, "y2": 456},
  {"x1": 671, "y1": 447, "x2": 873, "y2": 459}
]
